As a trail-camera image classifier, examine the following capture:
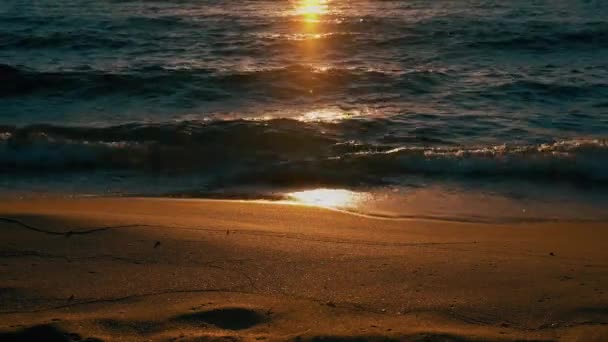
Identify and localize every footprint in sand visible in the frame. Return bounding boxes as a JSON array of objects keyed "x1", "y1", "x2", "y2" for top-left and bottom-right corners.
[{"x1": 172, "y1": 307, "x2": 266, "y2": 331}]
